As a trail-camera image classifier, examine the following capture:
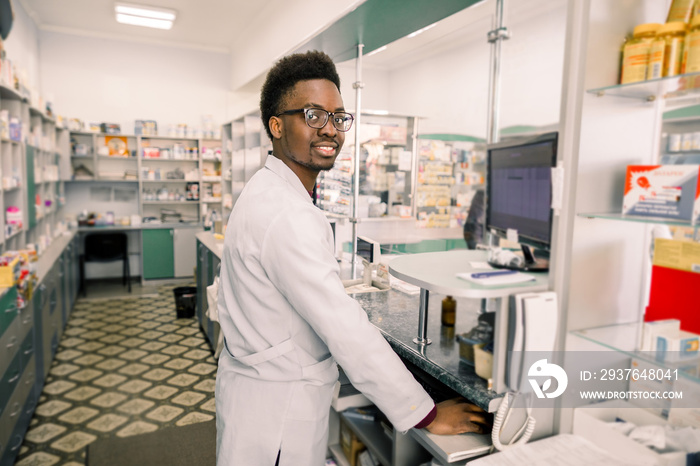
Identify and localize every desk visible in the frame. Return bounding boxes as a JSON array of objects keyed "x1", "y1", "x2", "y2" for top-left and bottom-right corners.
[
  {"x1": 78, "y1": 223, "x2": 202, "y2": 282},
  {"x1": 389, "y1": 250, "x2": 549, "y2": 393}
]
